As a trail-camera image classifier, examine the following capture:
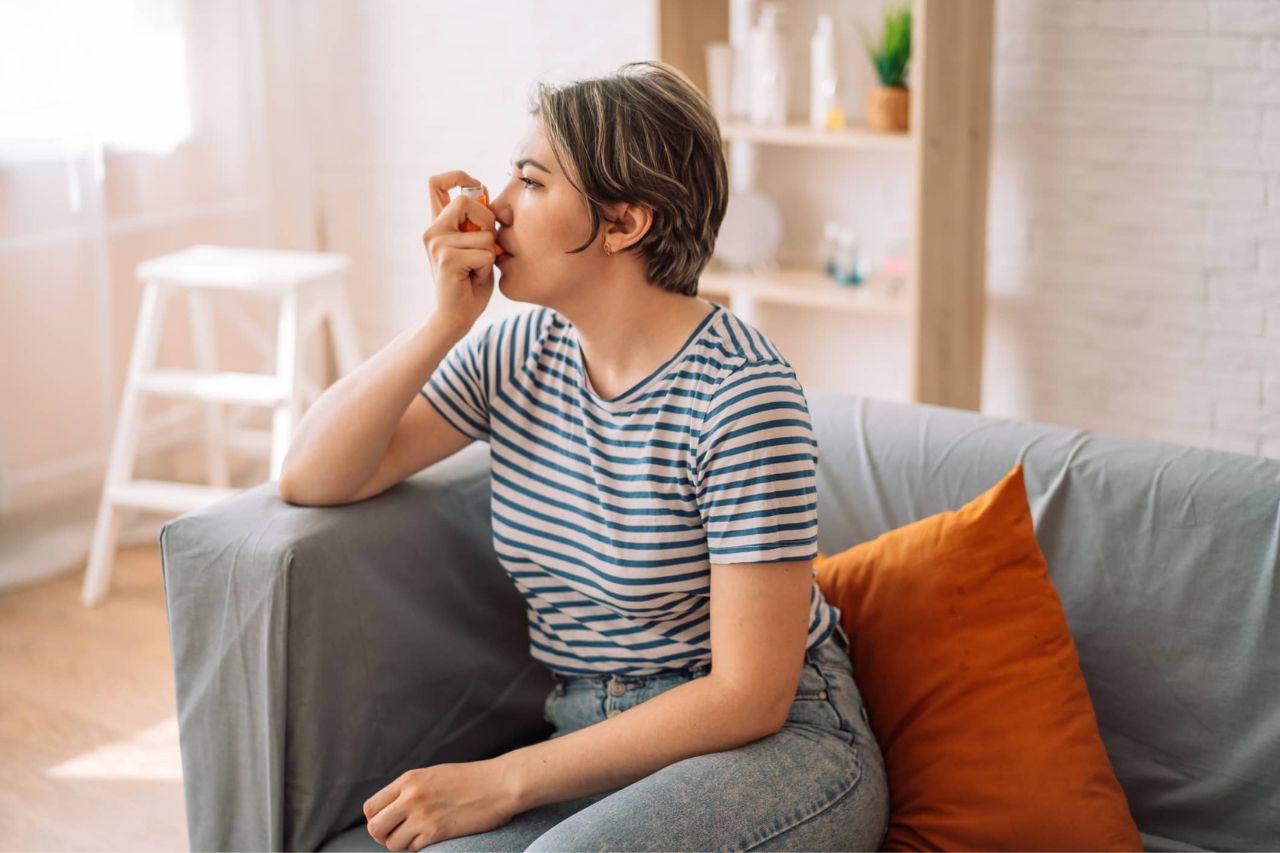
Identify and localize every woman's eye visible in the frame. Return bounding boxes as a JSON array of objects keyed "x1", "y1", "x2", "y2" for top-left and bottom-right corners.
[{"x1": 507, "y1": 169, "x2": 539, "y2": 189}]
